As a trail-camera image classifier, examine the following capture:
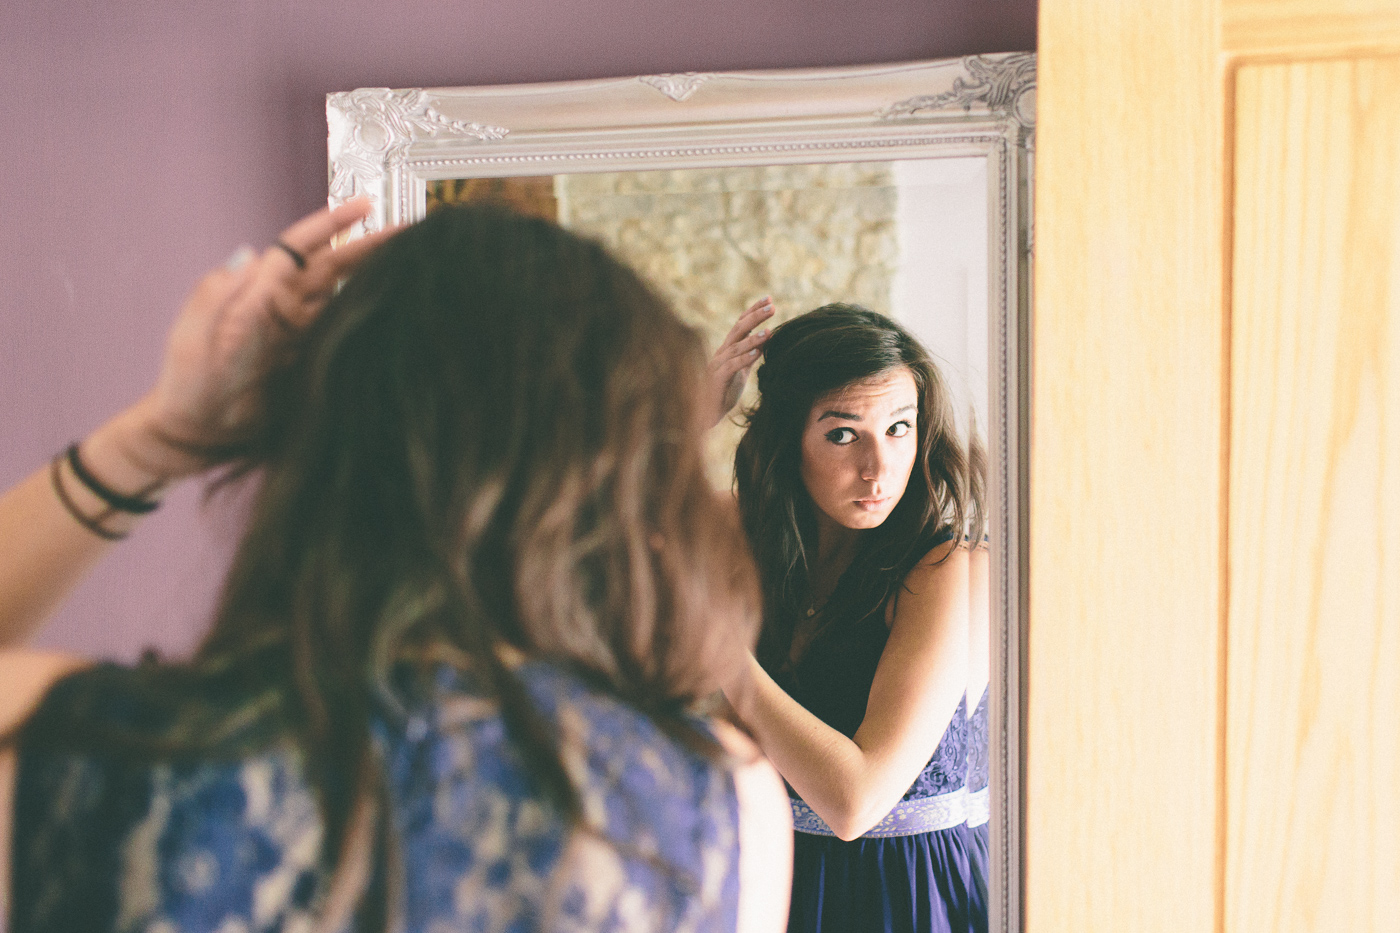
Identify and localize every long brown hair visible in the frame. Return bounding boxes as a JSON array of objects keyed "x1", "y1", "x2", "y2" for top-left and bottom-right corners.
[
  {"x1": 733, "y1": 303, "x2": 969, "y2": 673},
  {"x1": 23, "y1": 203, "x2": 759, "y2": 927}
]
